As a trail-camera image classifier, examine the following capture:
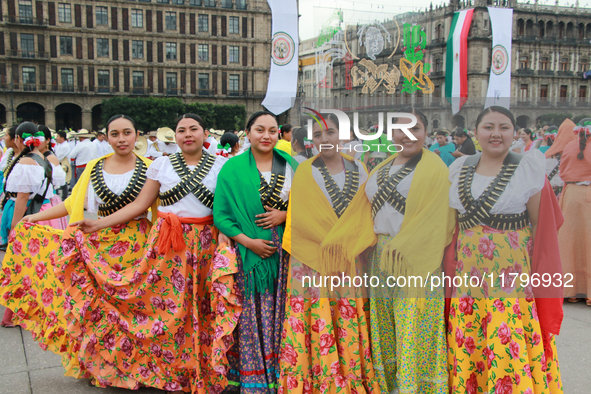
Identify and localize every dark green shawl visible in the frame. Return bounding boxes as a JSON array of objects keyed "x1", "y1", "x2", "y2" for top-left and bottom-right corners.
[{"x1": 213, "y1": 148, "x2": 297, "y2": 295}]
